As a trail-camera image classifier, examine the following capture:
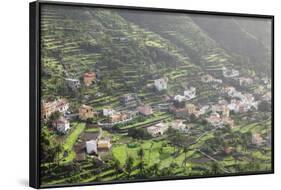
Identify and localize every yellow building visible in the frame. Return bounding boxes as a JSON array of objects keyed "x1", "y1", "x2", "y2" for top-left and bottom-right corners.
[
  {"x1": 41, "y1": 98, "x2": 69, "y2": 120},
  {"x1": 79, "y1": 104, "x2": 94, "y2": 121},
  {"x1": 109, "y1": 113, "x2": 128, "y2": 123},
  {"x1": 222, "y1": 105, "x2": 230, "y2": 117},
  {"x1": 83, "y1": 72, "x2": 96, "y2": 87},
  {"x1": 186, "y1": 104, "x2": 197, "y2": 114},
  {"x1": 97, "y1": 139, "x2": 111, "y2": 150}
]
